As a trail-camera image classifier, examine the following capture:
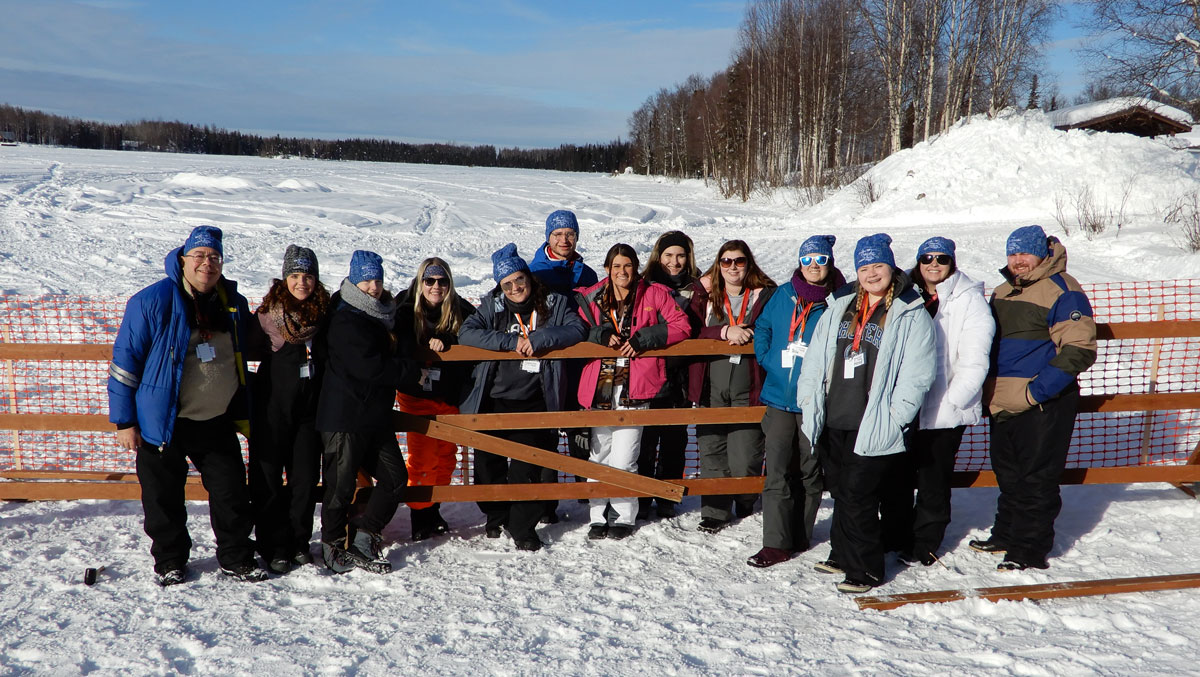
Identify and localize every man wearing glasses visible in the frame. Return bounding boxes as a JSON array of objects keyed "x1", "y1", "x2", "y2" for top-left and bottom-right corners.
[
  {"x1": 973, "y1": 225, "x2": 1096, "y2": 571},
  {"x1": 529, "y1": 209, "x2": 599, "y2": 521},
  {"x1": 108, "y1": 225, "x2": 265, "y2": 586}
]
